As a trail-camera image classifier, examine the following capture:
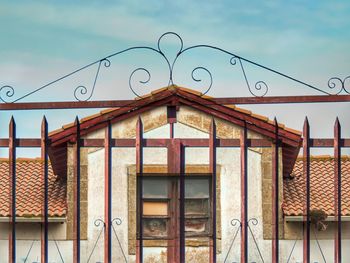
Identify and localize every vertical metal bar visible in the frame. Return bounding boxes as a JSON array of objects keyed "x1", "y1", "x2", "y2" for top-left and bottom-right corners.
[
  {"x1": 136, "y1": 116, "x2": 143, "y2": 263},
  {"x1": 272, "y1": 118, "x2": 279, "y2": 263},
  {"x1": 104, "y1": 121, "x2": 112, "y2": 263},
  {"x1": 41, "y1": 116, "x2": 49, "y2": 263},
  {"x1": 303, "y1": 117, "x2": 310, "y2": 263},
  {"x1": 334, "y1": 118, "x2": 341, "y2": 263},
  {"x1": 209, "y1": 119, "x2": 217, "y2": 263},
  {"x1": 240, "y1": 122, "x2": 248, "y2": 263},
  {"x1": 179, "y1": 142, "x2": 185, "y2": 263},
  {"x1": 73, "y1": 117, "x2": 81, "y2": 263},
  {"x1": 8, "y1": 117, "x2": 16, "y2": 263}
]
